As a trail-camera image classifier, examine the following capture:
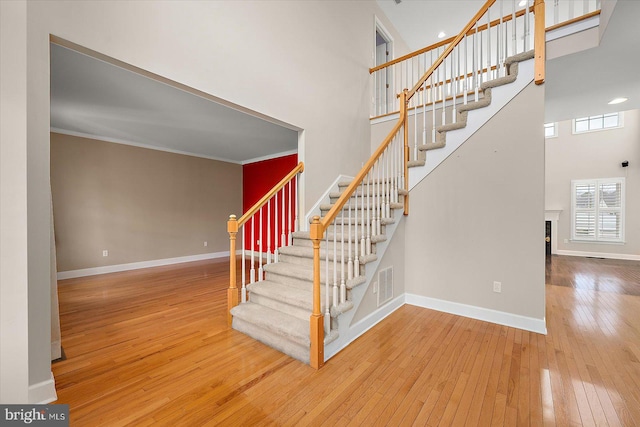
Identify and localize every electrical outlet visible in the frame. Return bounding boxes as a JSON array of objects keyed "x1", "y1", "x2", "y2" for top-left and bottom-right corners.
[
  {"x1": 493, "y1": 281, "x2": 501, "y2": 293},
  {"x1": 204, "y1": 241, "x2": 208, "y2": 247},
  {"x1": 102, "y1": 250, "x2": 108, "y2": 257}
]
